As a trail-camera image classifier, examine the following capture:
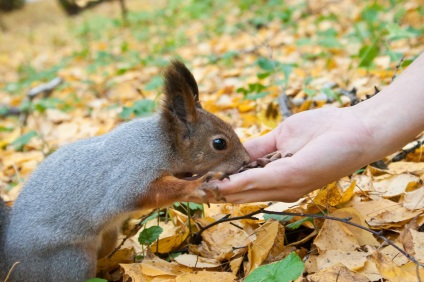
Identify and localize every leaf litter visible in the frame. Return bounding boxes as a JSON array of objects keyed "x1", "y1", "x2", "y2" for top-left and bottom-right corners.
[{"x1": 1, "y1": 0, "x2": 424, "y2": 281}]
